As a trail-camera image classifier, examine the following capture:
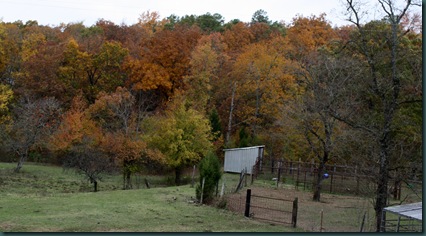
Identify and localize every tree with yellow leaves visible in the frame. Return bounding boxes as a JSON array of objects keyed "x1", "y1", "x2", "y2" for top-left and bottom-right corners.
[{"x1": 145, "y1": 98, "x2": 213, "y2": 185}]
